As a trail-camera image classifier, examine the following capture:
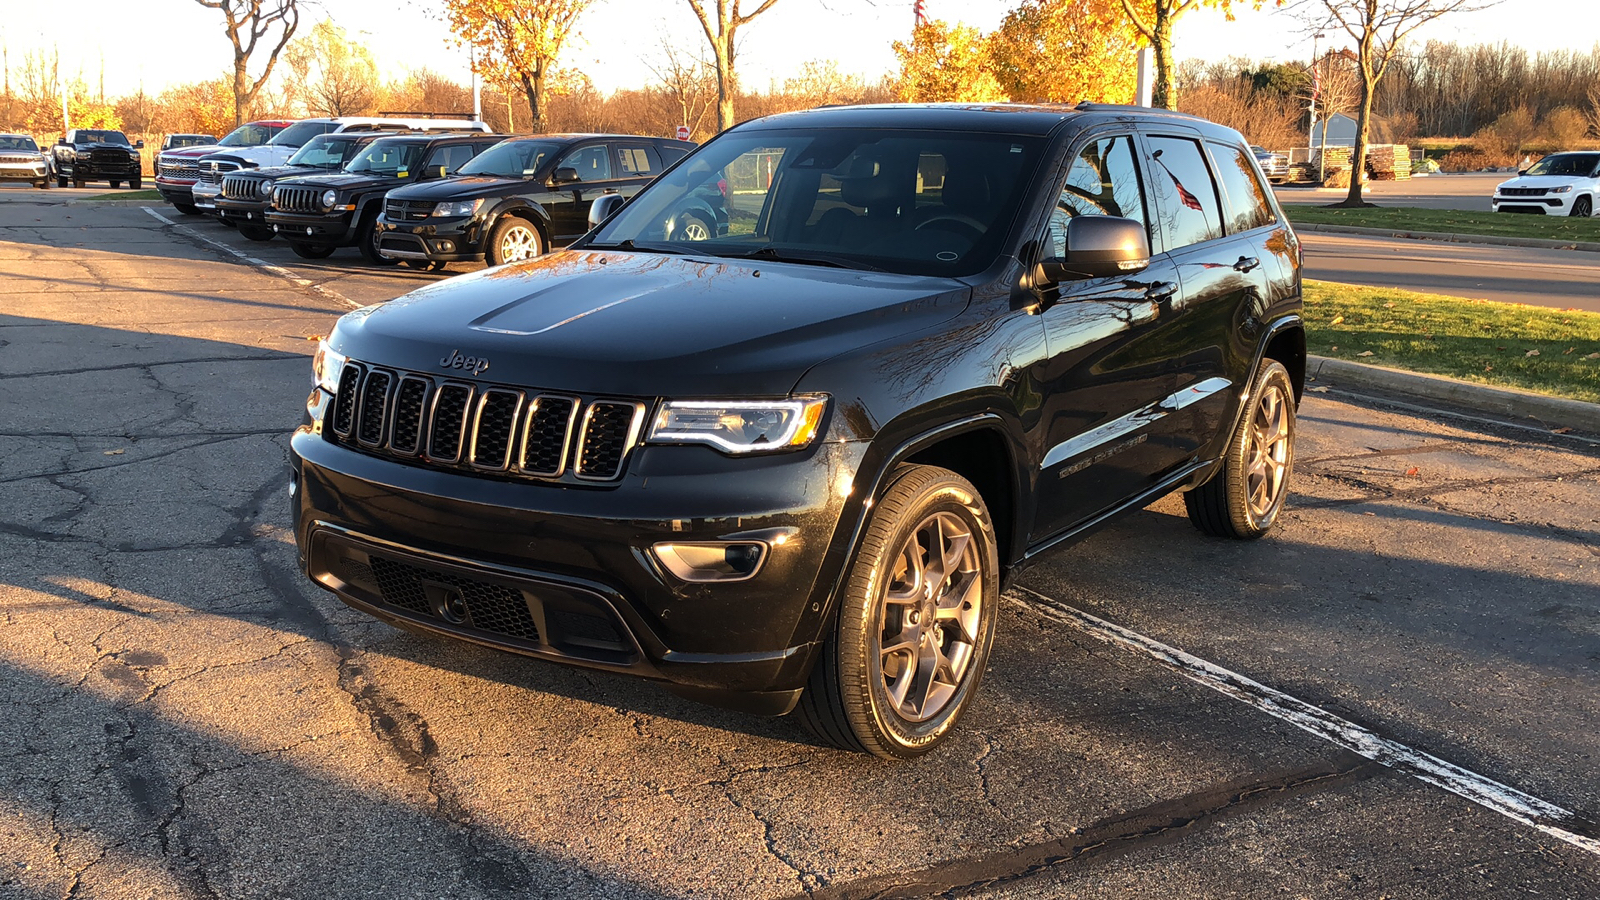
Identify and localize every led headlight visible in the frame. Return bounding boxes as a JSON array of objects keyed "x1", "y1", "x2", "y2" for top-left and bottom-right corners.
[
  {"x1": 432, "y1": 198, "x2": 484, "y2": 217},
  {"x1": 311, "y1": 340, "x2": 346, "y2": 393},
  {"x1": 1550, "y1": 185, "x2": 1573, "y2": 193},
  {"x1": 321, "y1": 189, "x2": 338, "y2": 209},
  {"x1": 648, "y1": 396, "x2": 828, "y2": 454}
]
